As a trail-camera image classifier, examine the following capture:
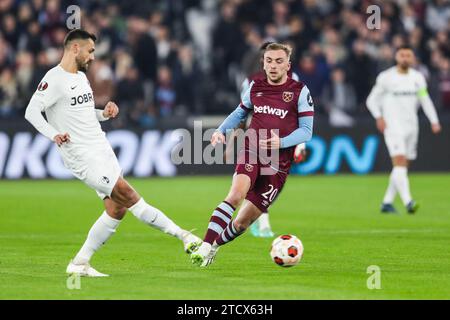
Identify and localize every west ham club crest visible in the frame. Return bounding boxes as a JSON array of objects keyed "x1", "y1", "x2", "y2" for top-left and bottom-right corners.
[{"x1": 282, "y1": 91, "x2": 293, "y2": 102}]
